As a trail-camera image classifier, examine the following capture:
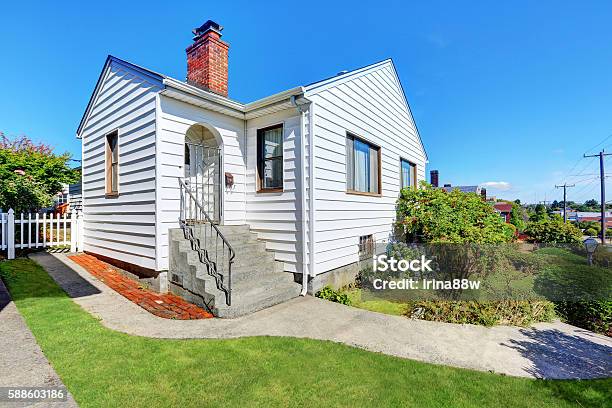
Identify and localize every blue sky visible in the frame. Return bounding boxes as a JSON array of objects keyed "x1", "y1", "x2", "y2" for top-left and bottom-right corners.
[{"x1": 1, "y1": 0, "x2": 611, "y2": 204}]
